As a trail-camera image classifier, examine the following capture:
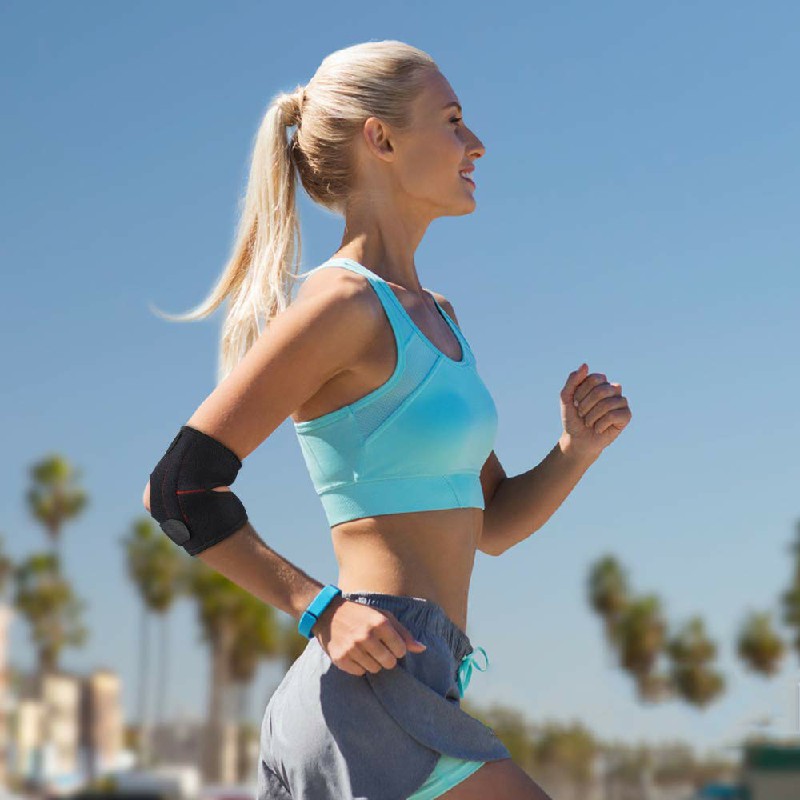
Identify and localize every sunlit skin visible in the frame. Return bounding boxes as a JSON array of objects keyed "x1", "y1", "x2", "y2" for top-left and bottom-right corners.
[
  {"x1": 291, "y1": 69, "x2": 493, "y2": 634},
  {"x1": 350, "y1": 69, "x2": 483, "y2": 226},
  {"x1": 142, "y1": 64, "x2": 632, "y2": 799},
  {"x1": 142, "y1": 70, "x2": 632, "y2": 636}
]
